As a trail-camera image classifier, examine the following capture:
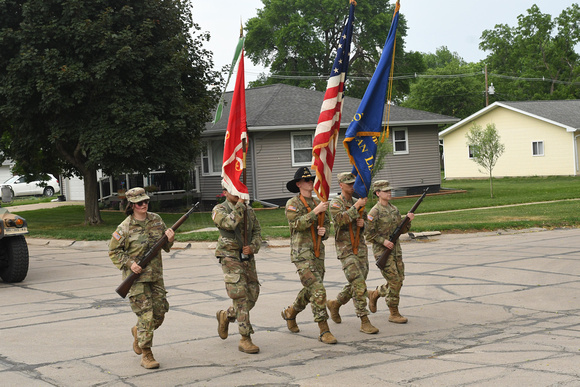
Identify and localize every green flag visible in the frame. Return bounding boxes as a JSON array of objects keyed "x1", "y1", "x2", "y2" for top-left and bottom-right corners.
[{"x1": 213, "y1": 36, "x2": 245, "y2": 124}]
